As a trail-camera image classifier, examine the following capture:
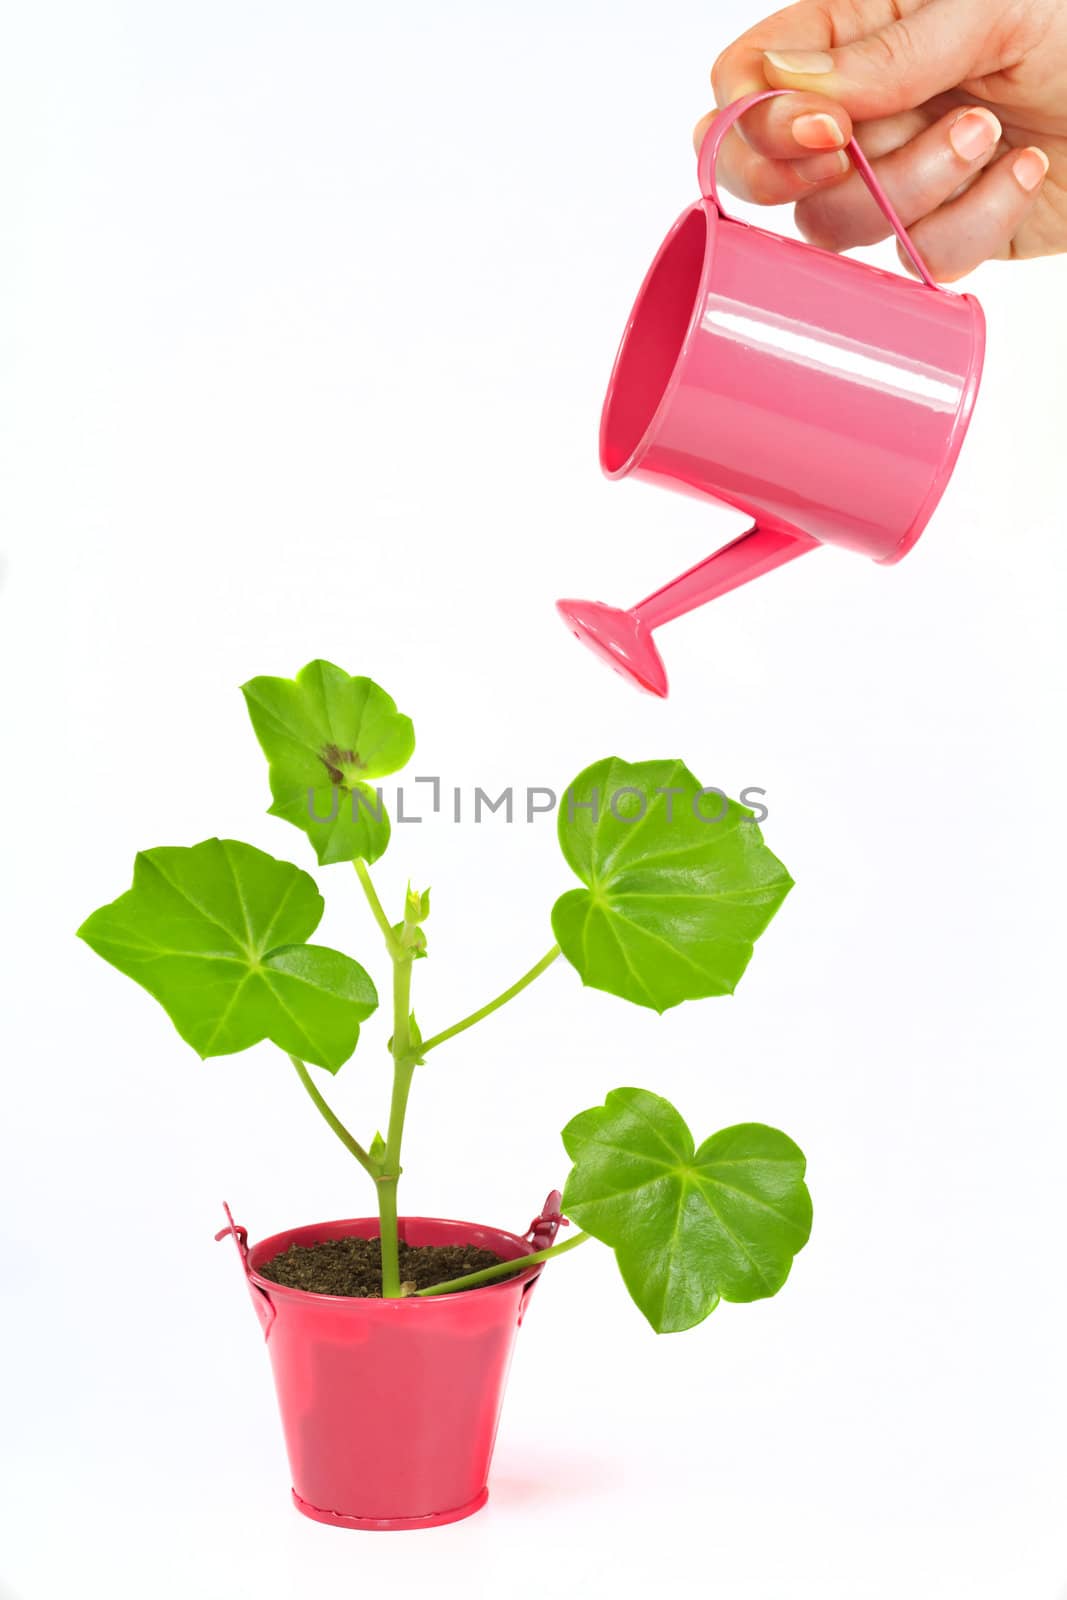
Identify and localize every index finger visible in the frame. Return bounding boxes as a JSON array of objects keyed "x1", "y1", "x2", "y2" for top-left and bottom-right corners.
[
  {"x1": 692, "y1": 91, "x2": 855, "y2": 162},
  {"x1": 710, "y1": 0, "x2": 924, "y2": 158}
]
